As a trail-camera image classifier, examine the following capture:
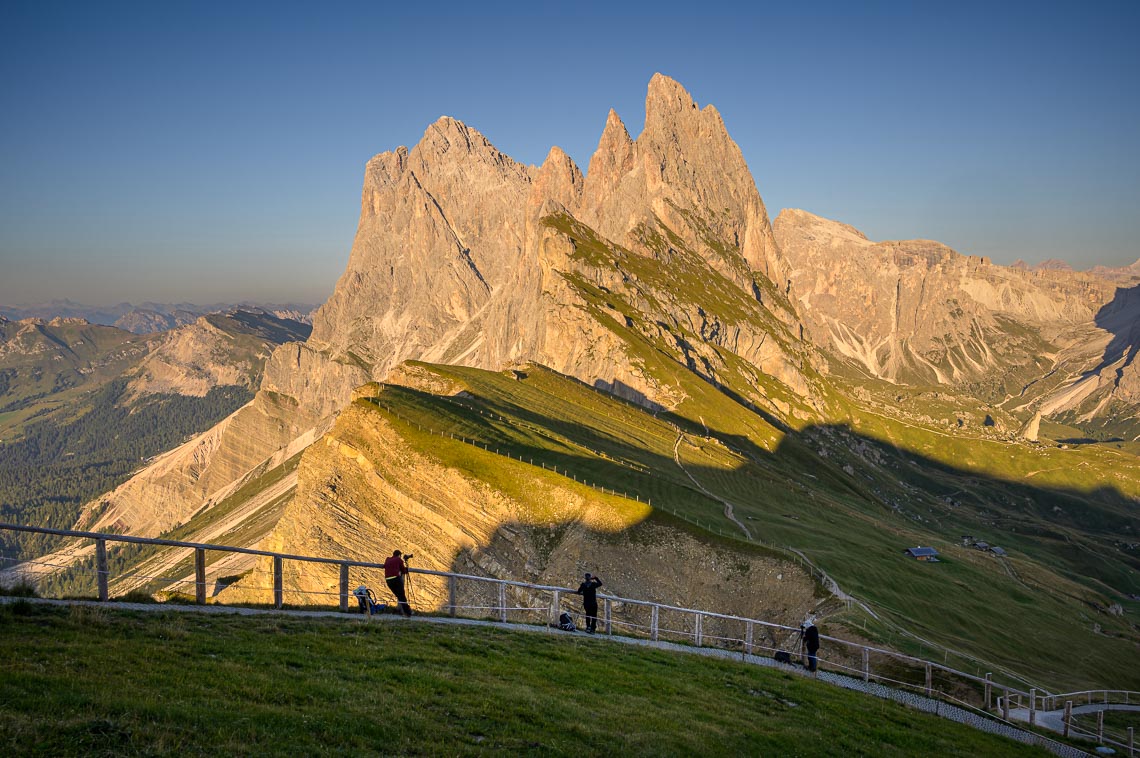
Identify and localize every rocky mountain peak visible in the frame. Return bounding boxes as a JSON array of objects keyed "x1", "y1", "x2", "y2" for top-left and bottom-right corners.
[
  {"x1": 775, "y1": 209, "x2": 869, "y2": 244},
  {"x1": 530, "y1": 146, "x2": 583, "y2": 211},
  {"x1": 362, "y1": 146, "x2": 409, "y2": 193},
  {"x1": 84, "y1": 75, "x2": 819, "y2": 542},
  {"x1": 644, "y1": 71, "x2": 700, "y2": 123},
  {"x1": 579, "y1": 75, "x2": 787, "y2": 291},
  {"x1": 419, "y1": 116, "x2": 489, "y2": 158},
  {"x1": 583, "y1": 110, "x2": 635, "y2": 197}
]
